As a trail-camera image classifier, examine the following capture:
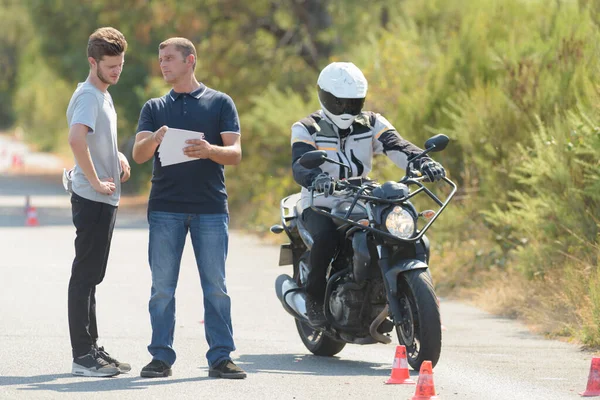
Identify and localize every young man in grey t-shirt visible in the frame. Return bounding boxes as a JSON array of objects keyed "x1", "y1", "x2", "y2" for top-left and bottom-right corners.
[{"x1": 65, "y1": 27, "x2": 131, "y2": 377}]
